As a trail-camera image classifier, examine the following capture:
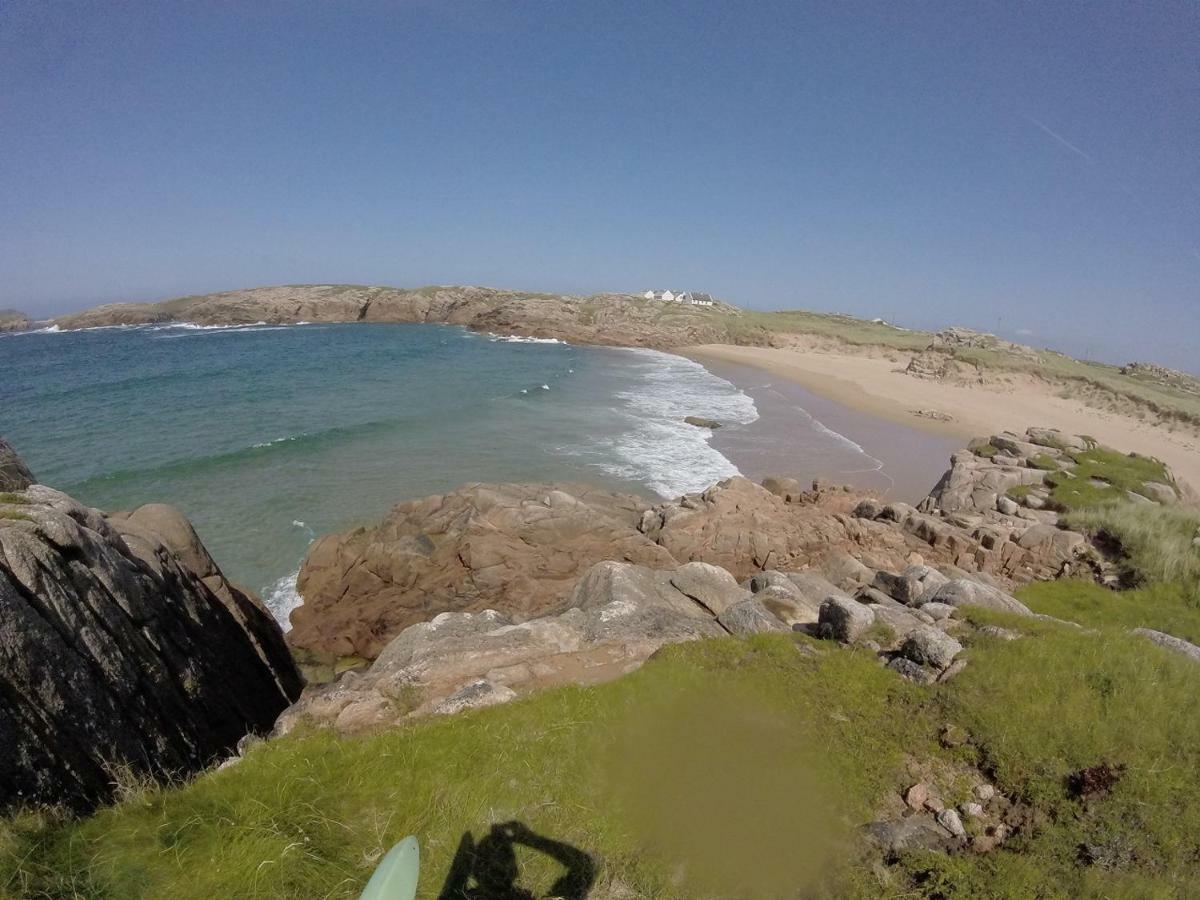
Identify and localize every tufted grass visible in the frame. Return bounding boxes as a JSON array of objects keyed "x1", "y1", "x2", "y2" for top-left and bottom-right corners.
[
  {"x1": 7, "y1": 613, "x2": 1200, "y2": 898},
  {"x1": 1018, "y1": 579, "x2": 1200, "y2": 642},
  {"x1": 899, "y1": 607, "x2": 1200, "y2": 898},
  {"x1": 1044, "y1": 447, "x2": 1173, "y2": 510},
  {"x1": 0, "y1": 637, "x2": 937, "y2": 899},
  {"x1": 1064, "y1": 502, "x2": 1200, "y2": 594}
]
